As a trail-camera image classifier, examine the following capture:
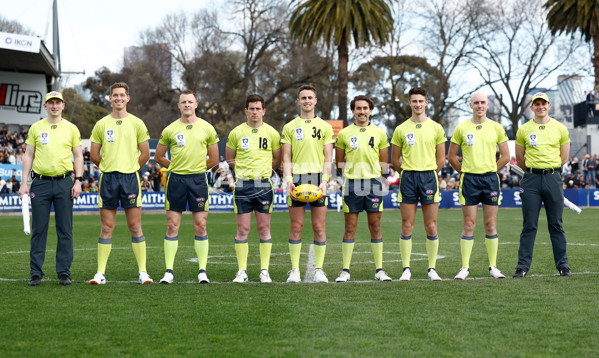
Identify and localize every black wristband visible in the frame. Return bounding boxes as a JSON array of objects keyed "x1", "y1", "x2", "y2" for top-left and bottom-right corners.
[{"x1": 75, "y1": 176, "x2": 84, "y2": 182}]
